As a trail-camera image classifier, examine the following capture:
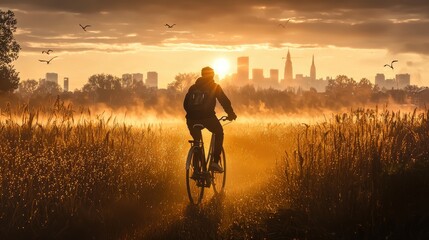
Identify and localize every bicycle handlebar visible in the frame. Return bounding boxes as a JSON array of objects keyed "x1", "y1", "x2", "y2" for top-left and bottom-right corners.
[{"x1": 219, "y1": 116, "x2": 229, "y2": 121}]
